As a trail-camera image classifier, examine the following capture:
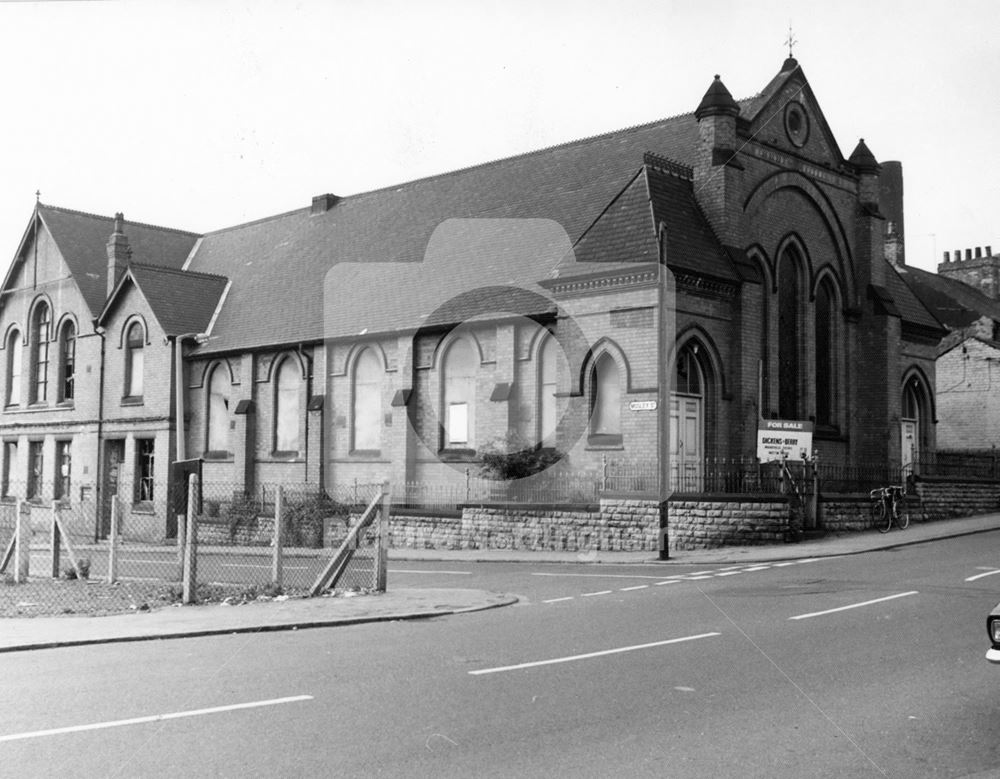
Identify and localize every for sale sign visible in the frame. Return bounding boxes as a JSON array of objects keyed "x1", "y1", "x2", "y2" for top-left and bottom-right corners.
[{"x1": 756, "y1": 419, "x2": 814, "y2": 462}]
